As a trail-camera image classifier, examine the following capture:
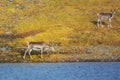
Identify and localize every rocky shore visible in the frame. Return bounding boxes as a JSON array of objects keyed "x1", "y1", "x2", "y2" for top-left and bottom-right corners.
[{"x1": 0, "y1": 45, "x2": 120, "y2": 63}]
